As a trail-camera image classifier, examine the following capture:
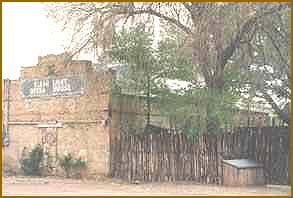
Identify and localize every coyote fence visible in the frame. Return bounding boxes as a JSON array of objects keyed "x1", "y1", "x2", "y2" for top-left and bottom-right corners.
[{"x1": 109, "y1": 127, "x2": 290, "y2": 185}]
